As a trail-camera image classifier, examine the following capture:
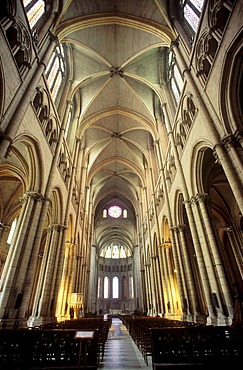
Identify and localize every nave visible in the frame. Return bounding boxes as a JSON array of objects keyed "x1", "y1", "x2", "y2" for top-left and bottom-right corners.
[{"x1": 99, "y1": 317, "x2": 152, "y2": 370}]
